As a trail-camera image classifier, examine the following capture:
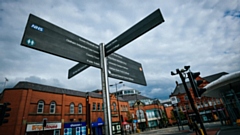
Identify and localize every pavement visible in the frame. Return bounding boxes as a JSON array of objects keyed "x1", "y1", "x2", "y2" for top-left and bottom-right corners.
[{"x1": 127, "y1": 122, "x2": 240, "y2": 135}]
